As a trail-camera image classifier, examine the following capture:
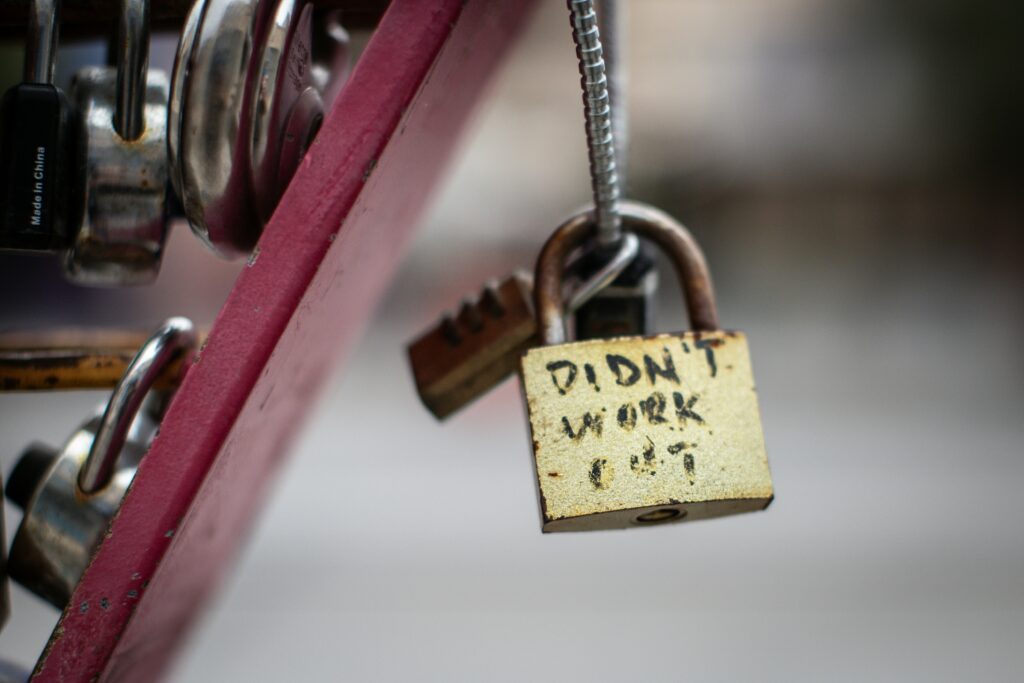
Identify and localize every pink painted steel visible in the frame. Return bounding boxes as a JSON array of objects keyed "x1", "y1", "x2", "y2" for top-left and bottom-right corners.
[{"x1": 32, "y1": 1, "x2": 538, "y2": 680}]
